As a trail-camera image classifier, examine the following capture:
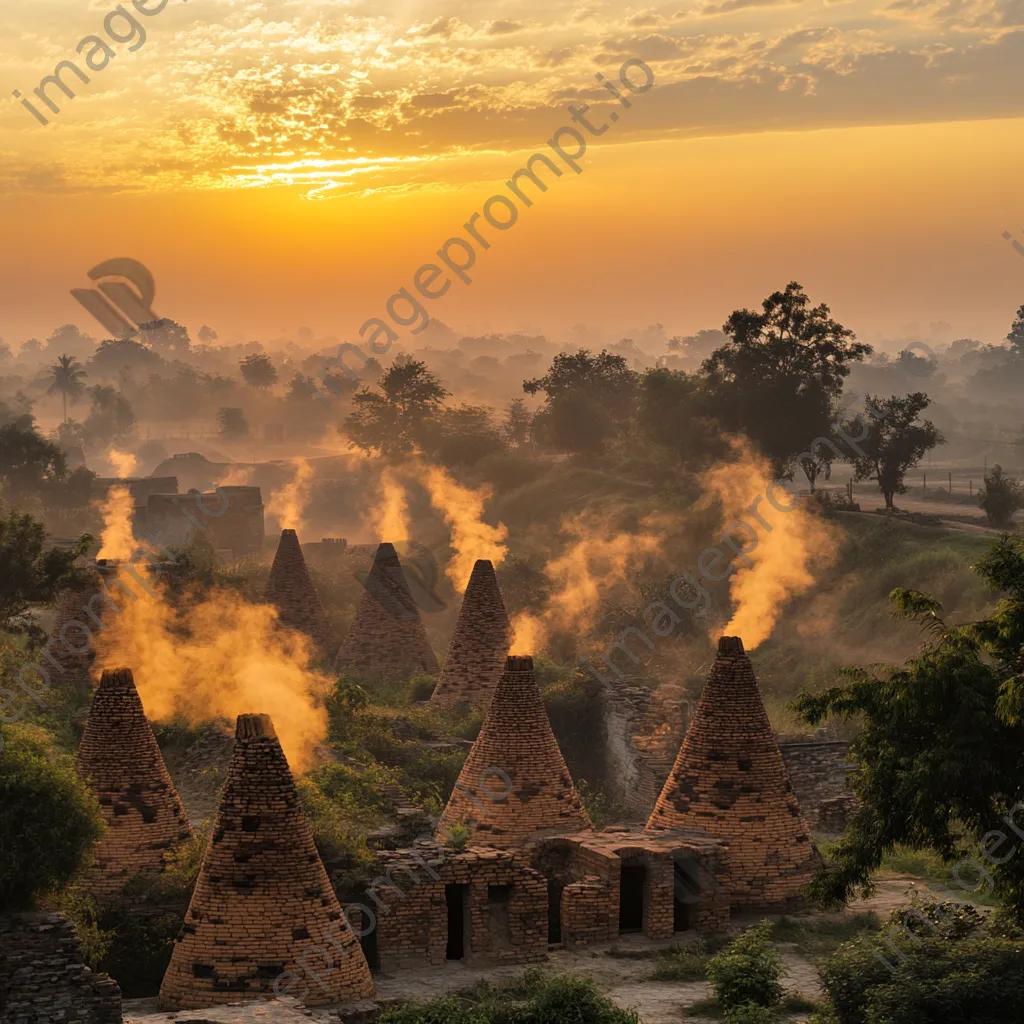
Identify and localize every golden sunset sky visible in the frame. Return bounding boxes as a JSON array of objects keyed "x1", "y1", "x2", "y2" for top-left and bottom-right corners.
[{"x1": 2, "y1": 0, "x2": 1024, "y2": 347}]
